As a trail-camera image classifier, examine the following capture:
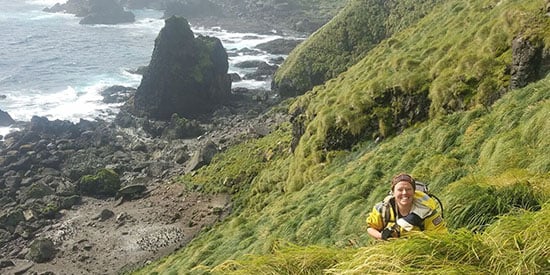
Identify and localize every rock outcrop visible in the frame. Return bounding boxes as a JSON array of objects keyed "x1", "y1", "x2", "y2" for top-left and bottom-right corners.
[
  {"x1": 79, "y1": 0, "x2": 135, "y2": 25},
  {"x1": 130, "y1": 16, "x2": 232, "y2": 120},
  {"x1": 44, "y1": 0, "x2": 135, "y2": 25},
  {"x1": 510, "y1": 36, "x2": 550, "y2": 89},
  {"x1": 163, "y1": 0, "x2": 223, "y2": 19},
  {"x1": 0, "y1": 109, "x2": 15, "y2": 127}
]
